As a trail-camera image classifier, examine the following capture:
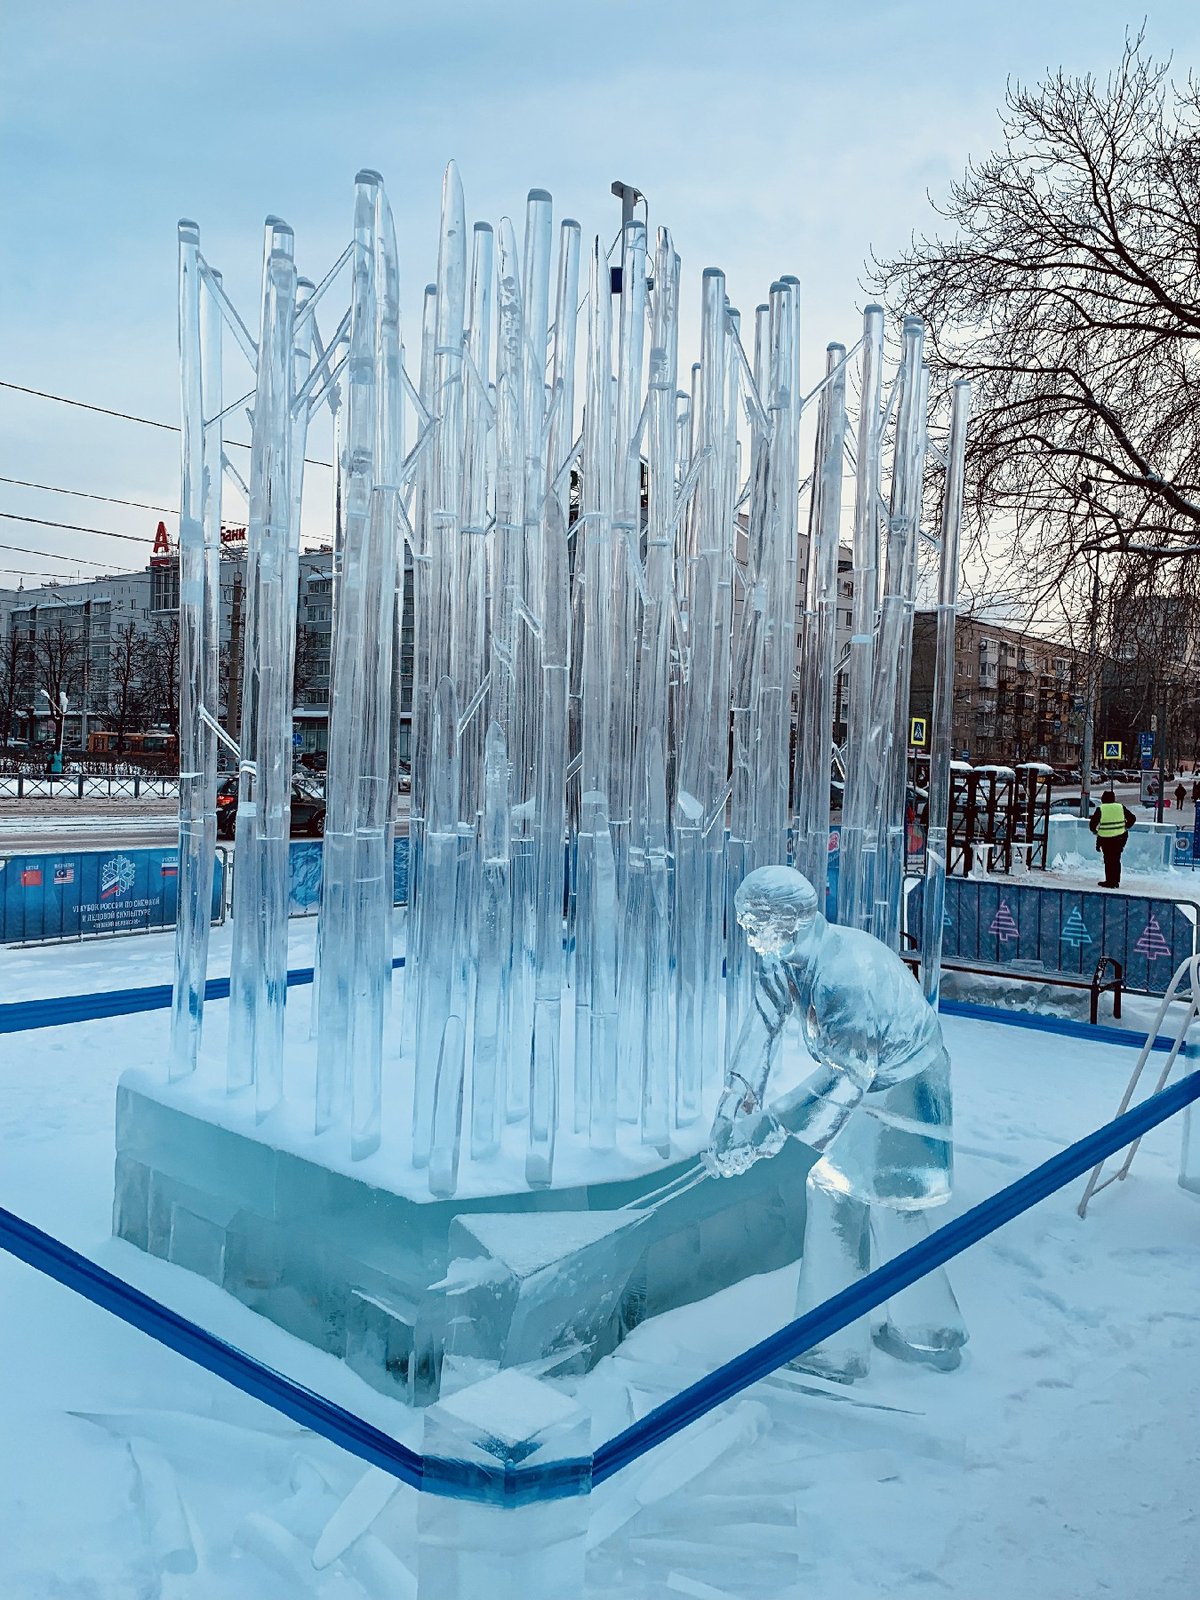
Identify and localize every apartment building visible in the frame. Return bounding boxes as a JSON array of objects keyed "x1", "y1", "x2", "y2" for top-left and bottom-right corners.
[{"x1": 909, "y1": 612, "x2": 1087, "y2": 766}]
